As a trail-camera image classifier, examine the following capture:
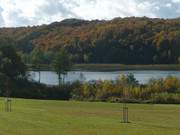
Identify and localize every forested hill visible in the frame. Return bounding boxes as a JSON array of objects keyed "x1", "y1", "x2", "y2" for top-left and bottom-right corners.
[{"x1": 0, "y1": 17, "x2": 180, "y2": 64}]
